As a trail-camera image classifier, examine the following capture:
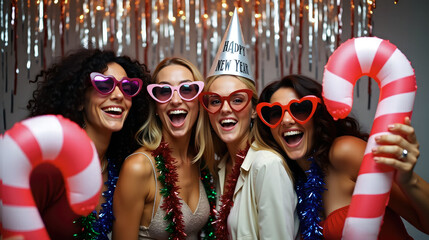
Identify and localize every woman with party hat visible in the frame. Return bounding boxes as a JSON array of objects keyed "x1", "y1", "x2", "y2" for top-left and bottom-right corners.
[{"x1": 197, "y1": 8, "x2": 299, "y2": 240}]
